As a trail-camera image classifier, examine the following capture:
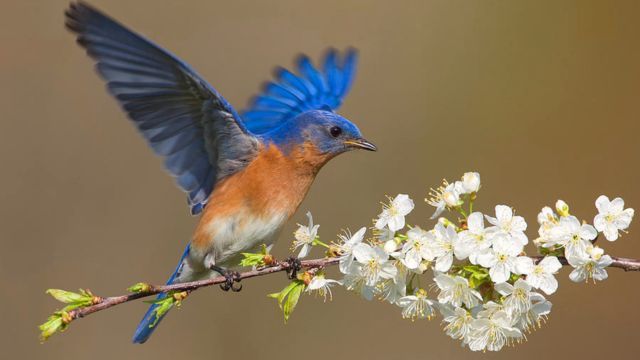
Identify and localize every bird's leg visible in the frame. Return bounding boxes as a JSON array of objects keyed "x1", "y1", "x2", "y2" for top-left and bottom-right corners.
[
  {"x1": 210, "y1": 265, "x2": 242, "y2": 292},
  {"x1": 284, "y1": 256, "x2": 302, "y2": 280}
]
